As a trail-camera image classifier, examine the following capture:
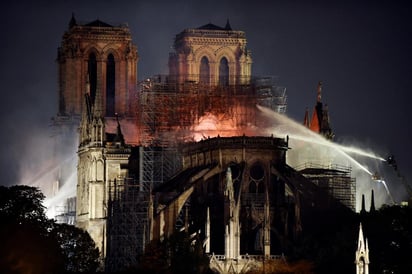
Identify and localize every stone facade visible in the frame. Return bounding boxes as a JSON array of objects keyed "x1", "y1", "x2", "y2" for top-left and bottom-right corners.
[
  {"x1": 54, "y1": 15, "x2": 139, "y2": 260},
  {"x1": 168, "y1": 21, "x2": 252, "y2": 87},
  {"x1": 152, "y1": 136, "x2": 302, "y2": 257},
  {"x1": 57, "y1": 15, "x2": 138, "y2": 117},
  {"x1": 76, "y1": 82, "x2": 132, "y2": 257},
  {"x1": 355, "y1": 223, "x2": 370, "y2": 274}
]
